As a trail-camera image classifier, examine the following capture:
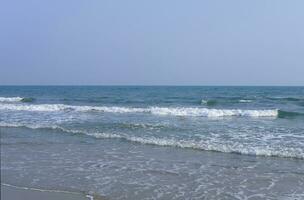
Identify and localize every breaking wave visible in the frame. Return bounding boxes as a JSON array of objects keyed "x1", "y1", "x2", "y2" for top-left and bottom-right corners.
[
  {"x1": 0, "y1": 97, "x2": 35, "y2": 103},
  {"x1": 201, "y1": 99, "x2": 217, "y2": 106},
  {"x1": 0, "y1": 103, "x2": 278, "y2": 117},
  {"x1": 201, "y1": 98, "x2": 253, "y2": 106},
  {"x1": 149, "y1": 107, "x2": 277, "y2": 117},
  {"x1": 20, "y1": 97, "x2": 35, "y2": 102},
  {"x1": 1, "y1": 122, "x2": 303, "y2": 159},
  {"x1": 0, "y1": 97, "x2": 23, "y2": 102},
  {"x1": 238, "y1": 99, "x2": 253, "y2": 103}
]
